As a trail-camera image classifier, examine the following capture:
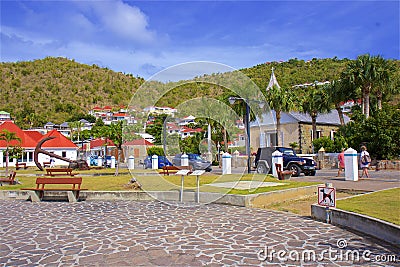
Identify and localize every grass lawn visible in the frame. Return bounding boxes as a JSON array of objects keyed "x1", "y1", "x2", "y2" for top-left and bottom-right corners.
[
  {"x1": 0, "y1": 168, "x2": 319, "y2": 194},
  {"x1": 336, "y1": 187, "x2": 400, "y2": 225}
]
